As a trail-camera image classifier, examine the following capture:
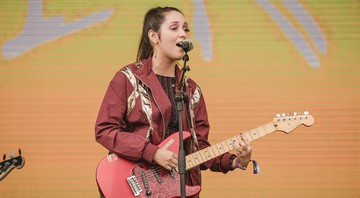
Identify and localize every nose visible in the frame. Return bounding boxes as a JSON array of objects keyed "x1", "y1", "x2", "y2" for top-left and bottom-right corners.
[{"x1": 179, "y1": 29, "x2": 187, "y2": 39}]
